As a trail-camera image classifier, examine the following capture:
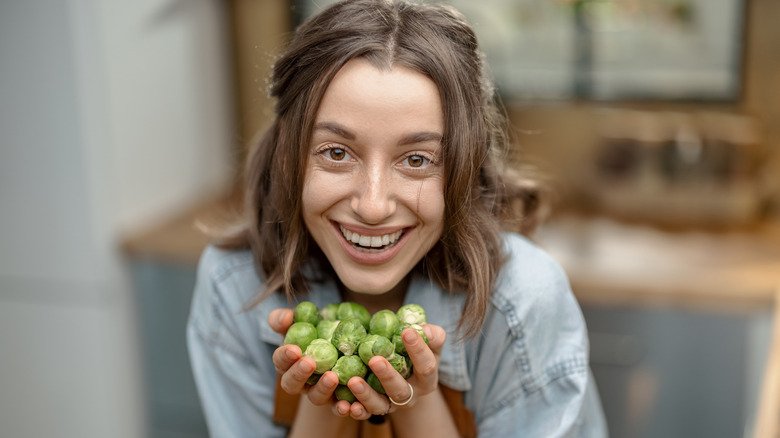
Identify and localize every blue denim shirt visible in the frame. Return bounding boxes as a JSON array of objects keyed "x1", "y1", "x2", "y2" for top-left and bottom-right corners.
[{"x1": 187, "y1": 233, "x2": 607, "y2": 437}]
